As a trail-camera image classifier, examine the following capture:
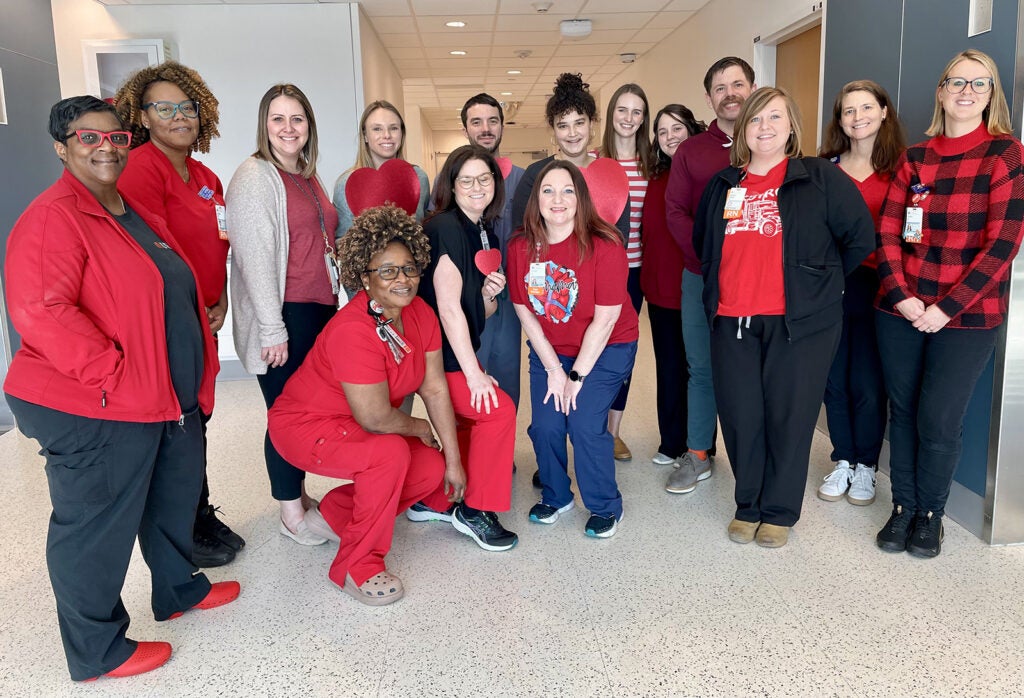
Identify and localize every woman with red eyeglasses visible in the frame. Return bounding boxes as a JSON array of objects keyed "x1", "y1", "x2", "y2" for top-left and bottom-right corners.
[{"x1": 3, "y1": 96, "x2": 239, "y2": 683}]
